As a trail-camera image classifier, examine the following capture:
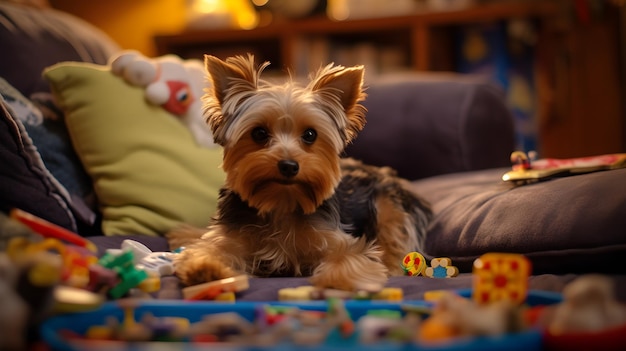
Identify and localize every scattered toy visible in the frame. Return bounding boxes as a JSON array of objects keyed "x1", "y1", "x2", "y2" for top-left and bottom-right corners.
[
  {"x1": 419, "y1": 291, "x2": 525, "y2": 343},
  {"x1": 278, "y1": 285, "x2": 403, "y2": 302},
  {"x1": 182, "y1": 275, "x2": 249, "y2": 300},
  {"x1": 401, "y1": 251, "x2": 426, "y2": 276},
  {"x1": 472, "y1": 252, "x2": 531, "y2": 305},
  {"x1": 424, "y1": 257, "x2": 459, "y2": 278}
]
